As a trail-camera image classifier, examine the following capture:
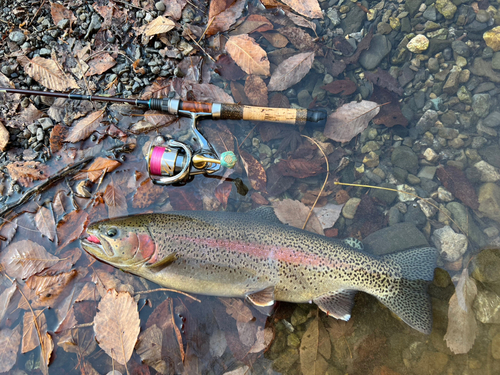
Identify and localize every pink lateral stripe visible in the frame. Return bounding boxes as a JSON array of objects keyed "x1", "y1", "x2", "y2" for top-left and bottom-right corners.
[{"x1": 173, "y1": 236, "x2": 352, "y2": 269}]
